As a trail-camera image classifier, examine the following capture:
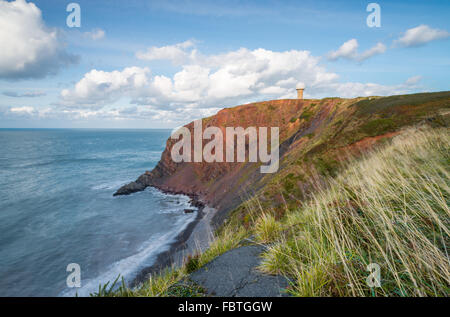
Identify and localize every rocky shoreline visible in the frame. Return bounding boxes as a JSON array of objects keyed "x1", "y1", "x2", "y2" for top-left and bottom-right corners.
[
  {"x1": 119, "y1": 184, "x2": 216, "y2": 288},
  {"x1": 131, "y1": 205, "x2": 204, "y2": 287}
]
